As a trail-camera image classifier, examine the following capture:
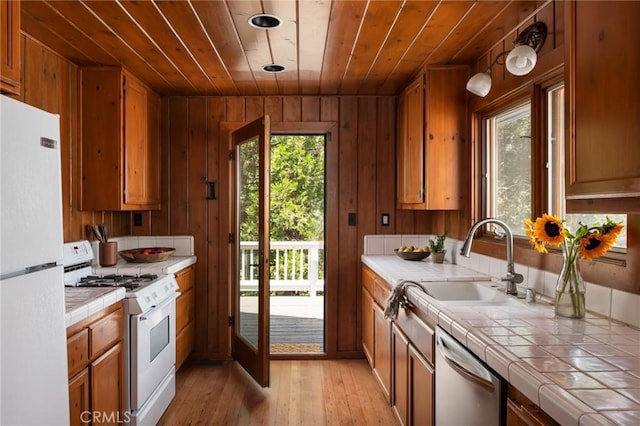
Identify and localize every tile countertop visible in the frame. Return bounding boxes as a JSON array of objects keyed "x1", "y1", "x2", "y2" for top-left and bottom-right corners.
[
  {"x1": 93, "y1": 255, "x2": 197, "y2": 276},
  {"x1": 362, "y1": 255, "x2": 640, "y2": 426},
  {"x1": 65, "y1": 287, "x2": 125, "y2": 328},
  {"x1": 65, "y1": 256, "x2": 196, "y2": 329}
]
